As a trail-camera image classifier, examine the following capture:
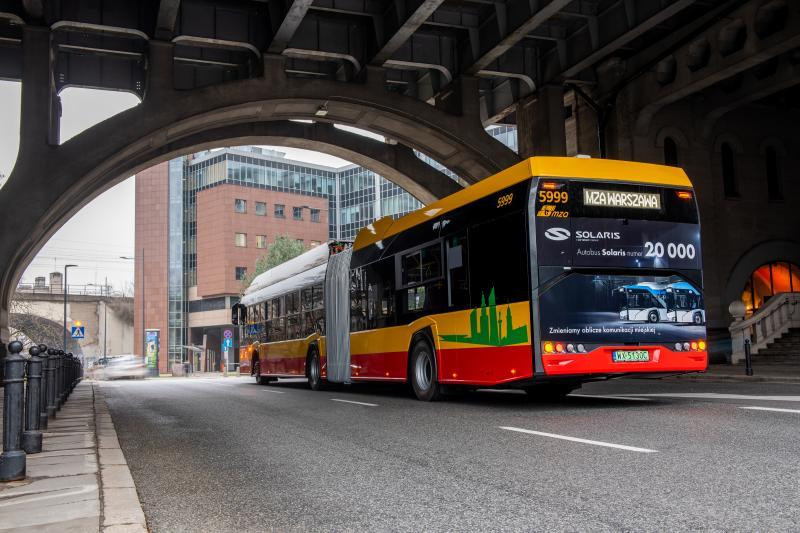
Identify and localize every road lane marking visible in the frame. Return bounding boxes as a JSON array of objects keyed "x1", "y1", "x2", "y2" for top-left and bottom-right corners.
[
  {"x1": 569, "y1": 394, "x2": 652, "y2": 402},
  {"x1": 628, "y1": 393, "x2": 800, "y2": 402},
  {"x1": 499, "y1": 426, "x2": 657, "y2": 453},
  {"x1": 331, "y1": 398, "x2": 378, "y2": 407},
  {"x1": 739, "y1": 406, "x2": 800, "y2": 414},
  {"x1": 261, "y1": 389, "x2": 285, "y2": 394}
]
